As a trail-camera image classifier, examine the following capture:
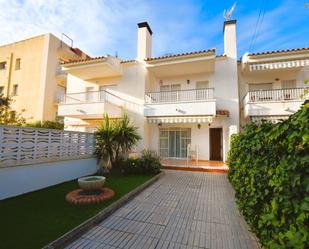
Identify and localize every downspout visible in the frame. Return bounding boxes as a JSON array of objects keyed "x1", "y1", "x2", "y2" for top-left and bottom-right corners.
[{"x1": 6, "y1": 53, "x2": 13, "y2": 96}]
